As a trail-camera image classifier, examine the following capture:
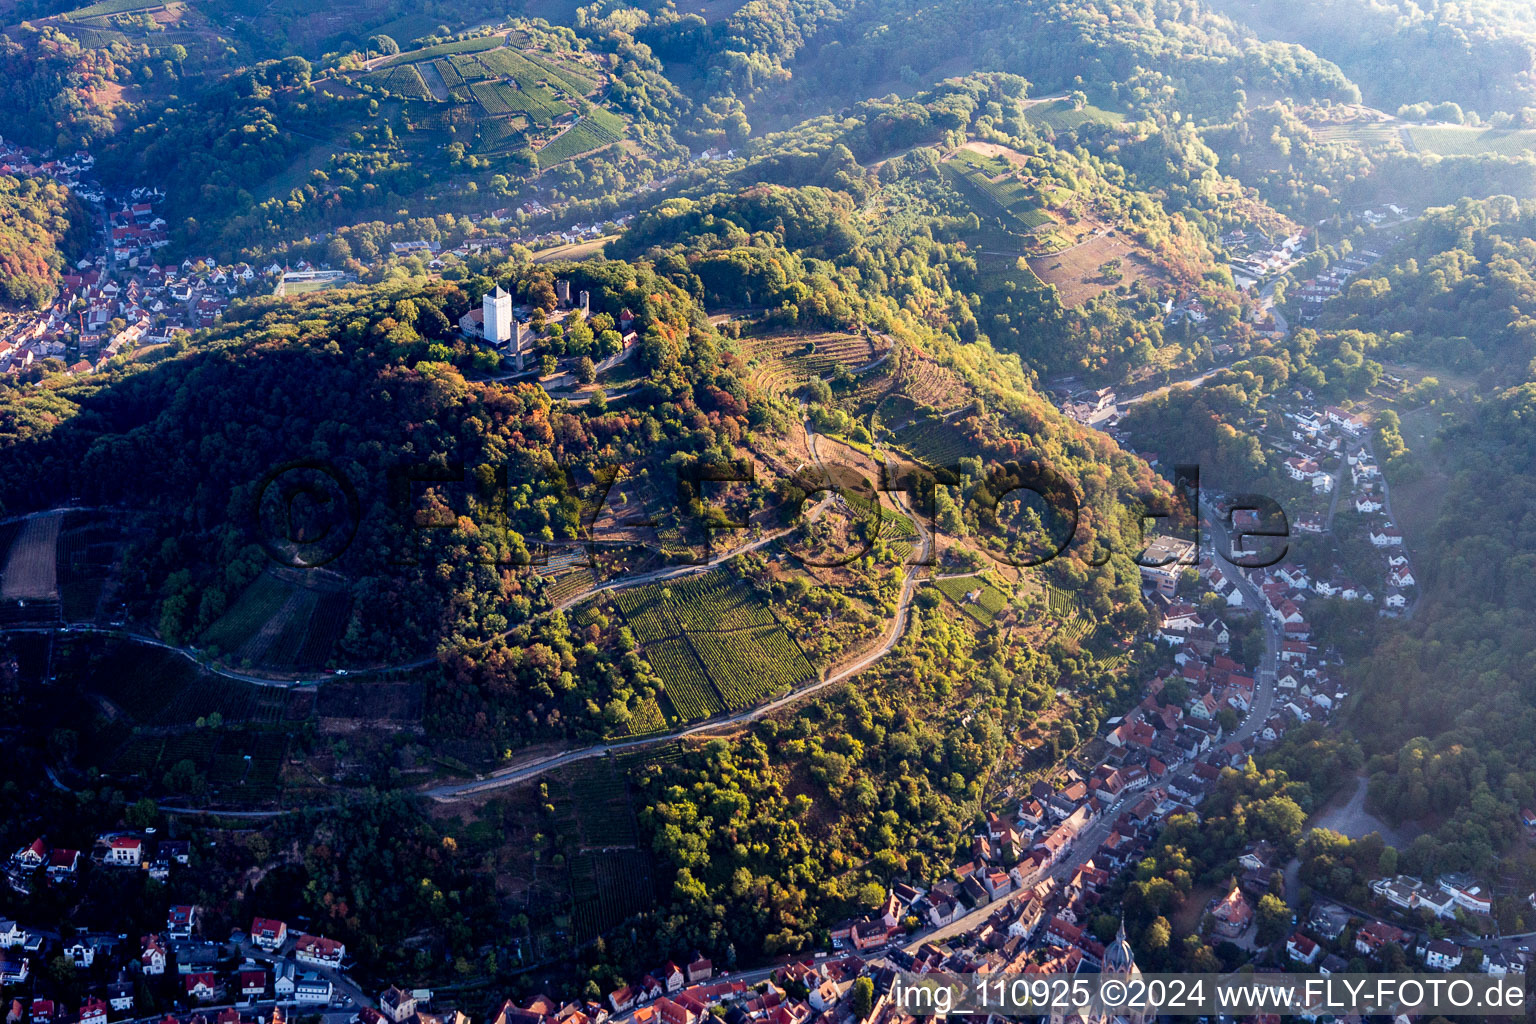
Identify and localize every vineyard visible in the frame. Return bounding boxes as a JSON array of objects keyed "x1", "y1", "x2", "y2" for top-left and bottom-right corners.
[
  {"x1": 664, "y1": 573, "x2": 775, "y2": 632},
  {"x1": 742, "y1": 330, "x2": 887, "y2": 400},
  {"x1": 892, "y1": 417, "x2": 972, "y2": 467},
  {"x1": 57, "y1": 515, "x2": 123, "y2": 623},
  {"x1": 942, "y1": 151, "x2": 1053, "y2": 232},
  {"x1": 933, "y1": 575, "x2": 1010, "y2": 626},
  {"x1": 1045, "y1": 584, "x2": 1094, "y2": 644},
  {"x1": 612, "y1": 586, "x2": 678, "y2": 644},
  {"x1": 1022, "y1": 97, "x2": 1126, "y2": 132},
  {"x1": 200, "y1": 572, "x2": 351, "y2": 670},
  {"x1": 569, "y1": 849, "x2": 655, "y2": 942},
  {"x1": 60, "y1": 640, "x2": 291, "y2": 726},
  {"x1": 616, "y1": 572, "x2": 817, "y2": 724},
  {"x1": 382, "y1": 34, "x2": 506, "y2": 65},
  {"x1": 537, "y1": 109, "x2": 626, "y2": 167},
  {"x1": 689, "y1": 625, "x2": 815, "y2": 702},
  {"x1": 59, "y1": 0, "x2": 160, "y2": 19},
  {"x1": 897, "y1": 350, "x2": 971, "y2": 411},
  {"x1": 364, "y1": 64, "x2": 433, "y2": 99},
  {"x1": 643, "y1": 636, "x2": 721, "y2": 720},
  {"x1": 107, "y1": 729, "x2": 287, "y2": 800},
  {"x1": 2, "y1": 513, "x2": 61, "y2": 600}
]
